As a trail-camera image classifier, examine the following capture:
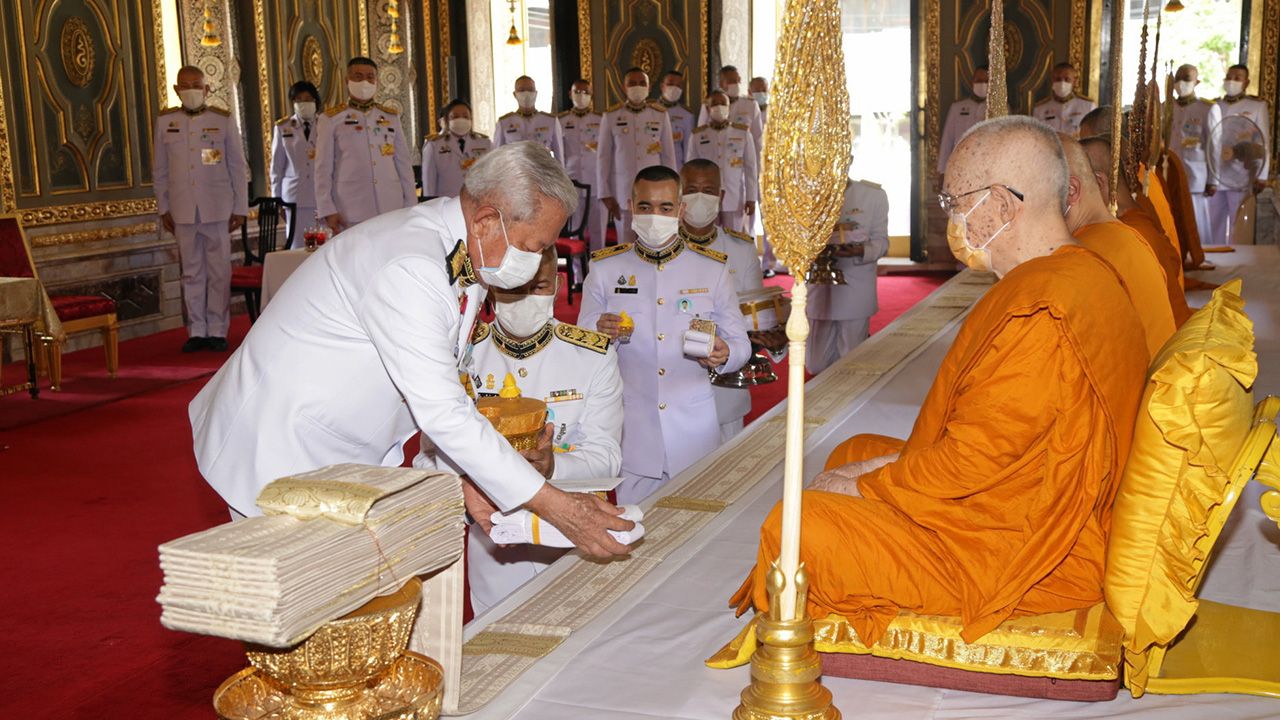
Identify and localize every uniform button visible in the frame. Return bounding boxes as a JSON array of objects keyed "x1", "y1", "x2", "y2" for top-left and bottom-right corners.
[
  {"x1": 658, "y1": 333, "x2": 665, "y2": 340},
  {"x1": 657, "y1": 297, "x2": 664, "y2": 305},
  {"x1": 659, "y1": 402, "x2": 667, "y2": 410},
  {"x1": 657, "y1": 264, "x2": 664, "y2": 271},
  {"x1": 658, "y1": 368, "x2": 665, "y2": 376}
]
